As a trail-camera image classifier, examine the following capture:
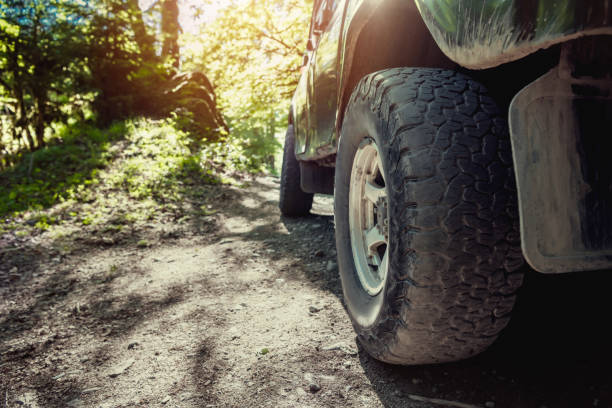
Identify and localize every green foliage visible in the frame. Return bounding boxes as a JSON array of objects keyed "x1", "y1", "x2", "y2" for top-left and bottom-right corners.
[
  {"x1": 0, "y1": 121, "x2": 123, "y2": 215},
  {"x1": 0, "y1": 0, "x2": 305, "y2": 238},
  {"x1": 182, "y1": 0, "x2": 313, "y2": 172},
  {"x1": 0, "y1": 118, "x2": 261, "y2": 235},
  {"x1": 0, "y1": 0, "x2": 92, "y2": 153}
]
